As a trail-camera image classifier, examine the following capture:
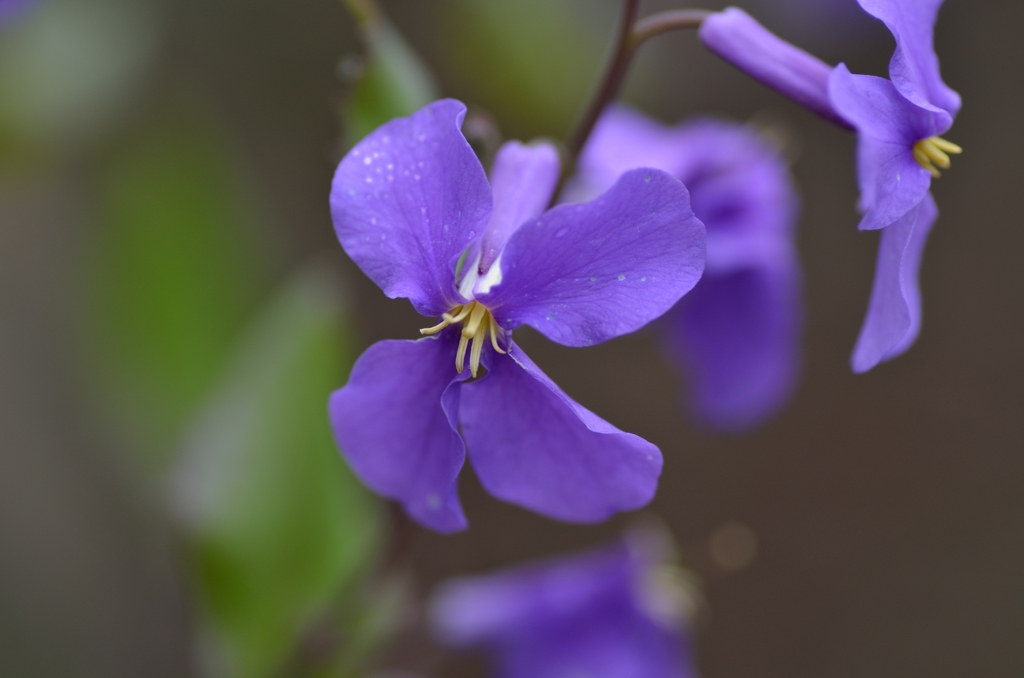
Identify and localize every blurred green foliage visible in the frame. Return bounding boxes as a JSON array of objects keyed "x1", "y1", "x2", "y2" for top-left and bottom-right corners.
[
  {"x1": 441, "y1": 0, "x2": 608, "y2": 141},
  {"x1": 0, "y1": 0, "x2": 163, "y2": 163},
  {"x1": 173, "y1": 268, "x2": 382, "y2": 678},
  {"x1": 342, "y1": 0, "x2": 439, "y2": 146},
  {"x1": 85, "y1": 93, "x2": 266, "y2": 466}
]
